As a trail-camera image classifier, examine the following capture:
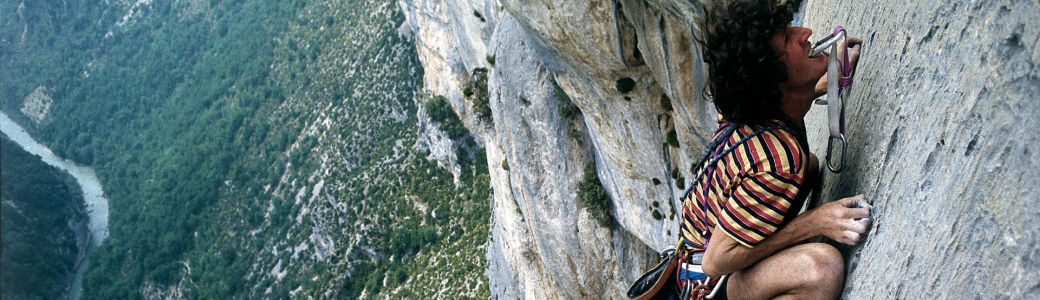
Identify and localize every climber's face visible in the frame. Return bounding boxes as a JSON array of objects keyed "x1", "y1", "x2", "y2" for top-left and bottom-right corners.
[{"x1": 771, "y1": 26, "x2": 828, "y2": 91}]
